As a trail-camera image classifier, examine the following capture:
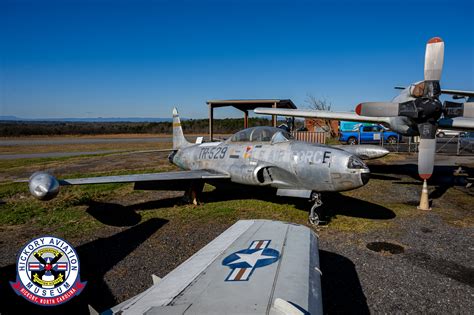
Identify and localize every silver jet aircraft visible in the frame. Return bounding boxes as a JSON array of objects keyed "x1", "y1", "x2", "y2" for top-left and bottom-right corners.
[{"x1": 27, "y1": 108, "x2": 374, "y2": 224}]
